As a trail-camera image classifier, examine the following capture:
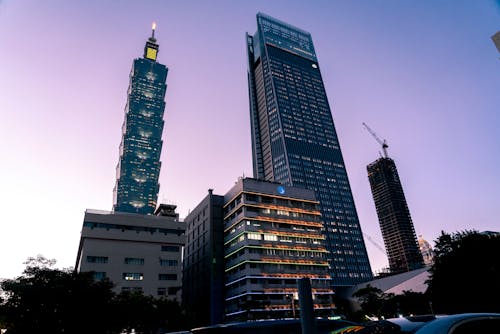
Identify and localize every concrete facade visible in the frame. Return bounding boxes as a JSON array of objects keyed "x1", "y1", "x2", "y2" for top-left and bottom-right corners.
[
  {"x1": 76, "y1": 205, "x2": 185, "y2": 300},
  {"x1": 183, "y1": 190, "x2": 226, "y2": 326}
]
